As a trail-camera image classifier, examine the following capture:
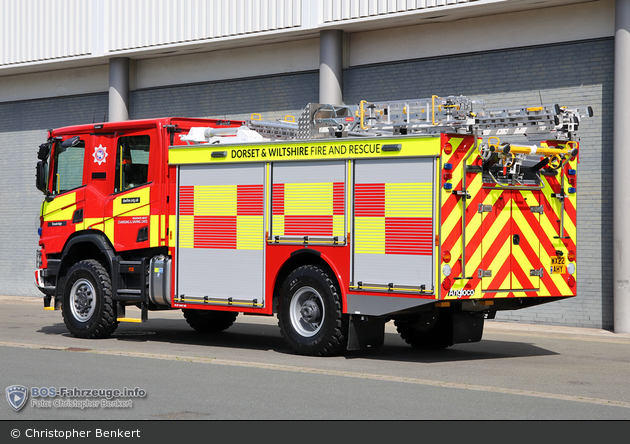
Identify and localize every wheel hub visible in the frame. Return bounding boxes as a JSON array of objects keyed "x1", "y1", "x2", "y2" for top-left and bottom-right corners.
[
  {"x1": 70, "y1": 278, "x2": 96, "y2": 322},
  {"x1": 289, "y1": 286, "x2": 325, "y2": 337},
  {"x1": 300, "y1": 299, "x2": 321, "y2": 324},
  {"x1": 75, "y1": 285, "x2": 92, "y2": 315}
]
